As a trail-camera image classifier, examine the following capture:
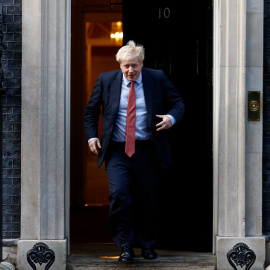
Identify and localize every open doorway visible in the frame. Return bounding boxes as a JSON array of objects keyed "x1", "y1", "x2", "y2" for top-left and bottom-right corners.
[
  {"x1": 84, "y1": 16, "x2": 122, "y2": 208},
  {"x1": 70, "y1": 0, "x2": 122, "y2": 244},
  {"x1": 70, "y1": 0, "x2": 213, "y2": 252}
]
